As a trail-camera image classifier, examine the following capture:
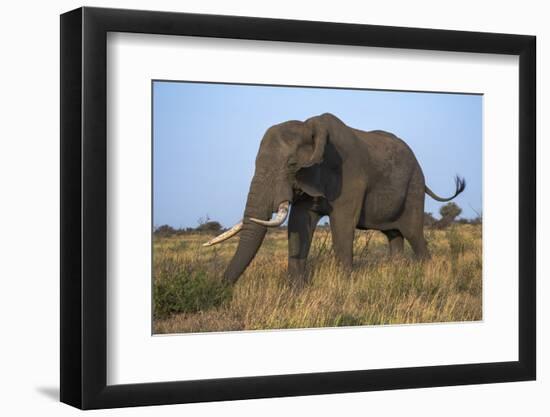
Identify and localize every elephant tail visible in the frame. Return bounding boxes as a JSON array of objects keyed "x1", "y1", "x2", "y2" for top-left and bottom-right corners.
[{"x1": 425, "y1": 175, "x2": 466, "y2": 202}]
